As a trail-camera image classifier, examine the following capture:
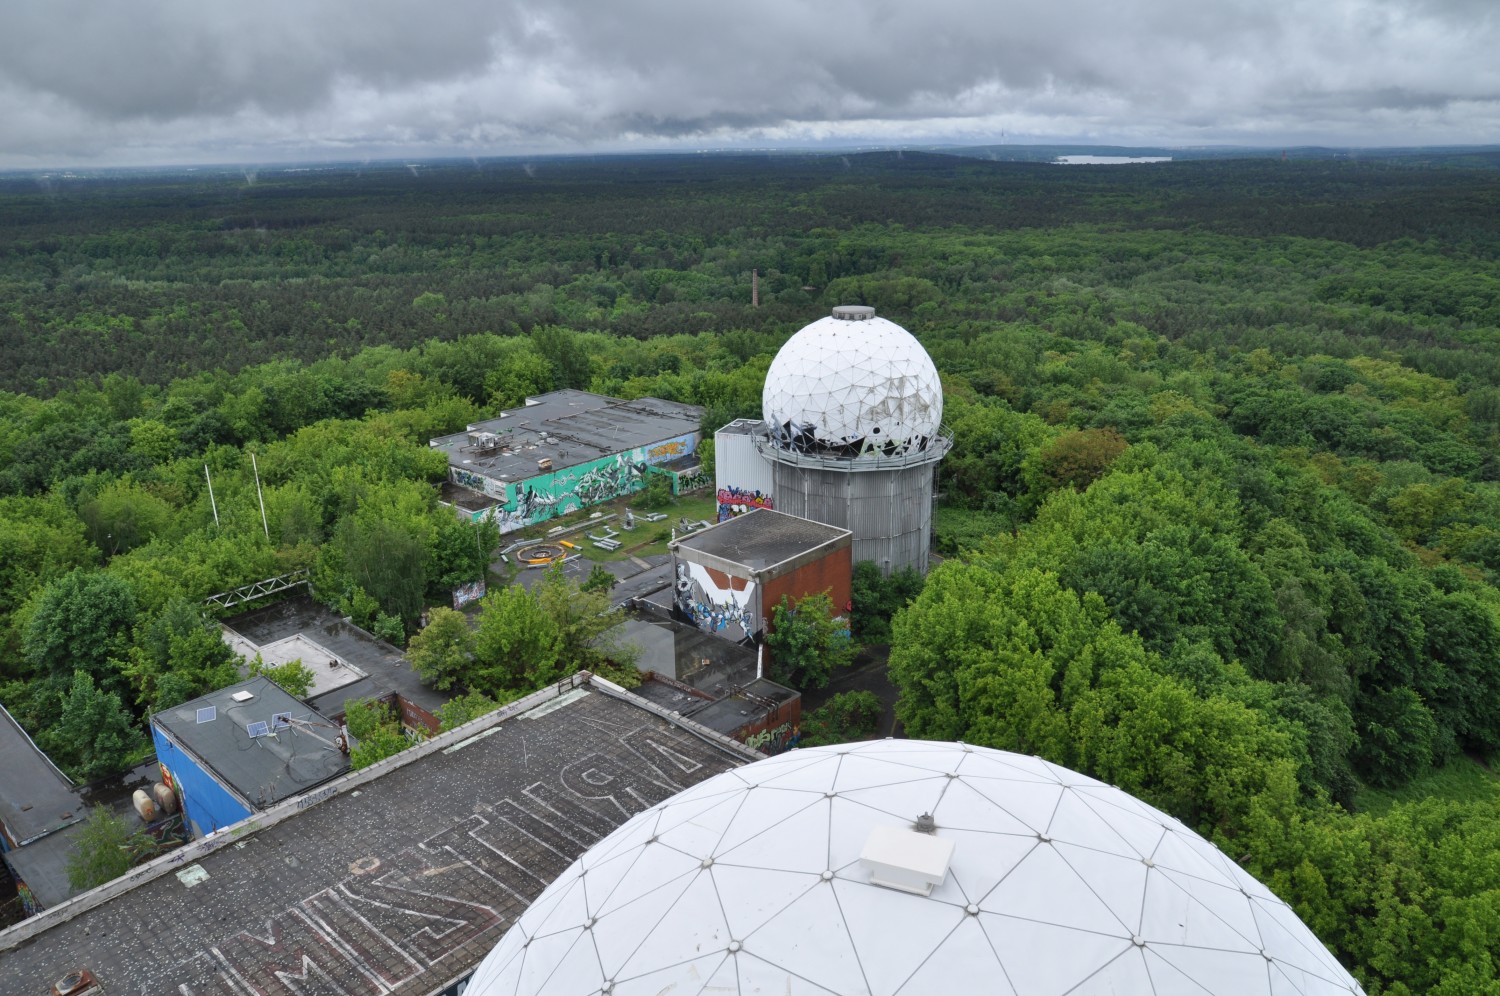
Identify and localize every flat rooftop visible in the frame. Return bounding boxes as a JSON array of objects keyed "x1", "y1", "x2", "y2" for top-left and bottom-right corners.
[
  {"x1": 153, "y1": 676, "x2": 350, "y2": 809},
  {"x1": 3, "y1": 679, "x2": 754, "y2": 994},
  {"x1": 223, "y1": 594, "x2": 448, "y2": 722},
  {"x1": 611, "y1": 615, "x2": 758, "y2": 684},
  {"x1": 0, "y1": 704, "x2": 77, "y2": 845},
  {"x1": 672, "y1": 507, "x2": 851, "y2": 574},
  {"x1": 430, "y1": 389, "x2": 702, "y2": 481},
  {"x1": 440, "y1": 479, "x2": 496, "y2": 512},
  {"x1": 684, "y1": 677, "x2": 800, "y2": 738},
  {"x1": 716, "y1": 418, "x2": 766, "y2": 437},
  {"x1": 4, "y1": 761, "x2": 161, "y2": 911}
]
